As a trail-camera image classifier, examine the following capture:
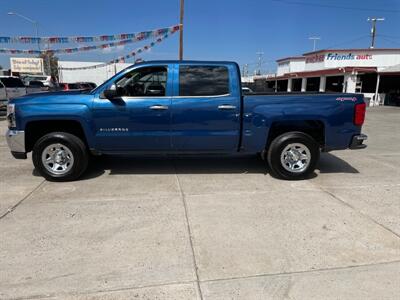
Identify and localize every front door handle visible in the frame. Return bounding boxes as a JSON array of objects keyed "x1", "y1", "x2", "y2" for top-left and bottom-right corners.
[
  {"x1": 218, "y1": 105, "x2": 236, "y2": 110},
  {"x1": 149, "y1": 105, "x2": 169, "y2": 110}
]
